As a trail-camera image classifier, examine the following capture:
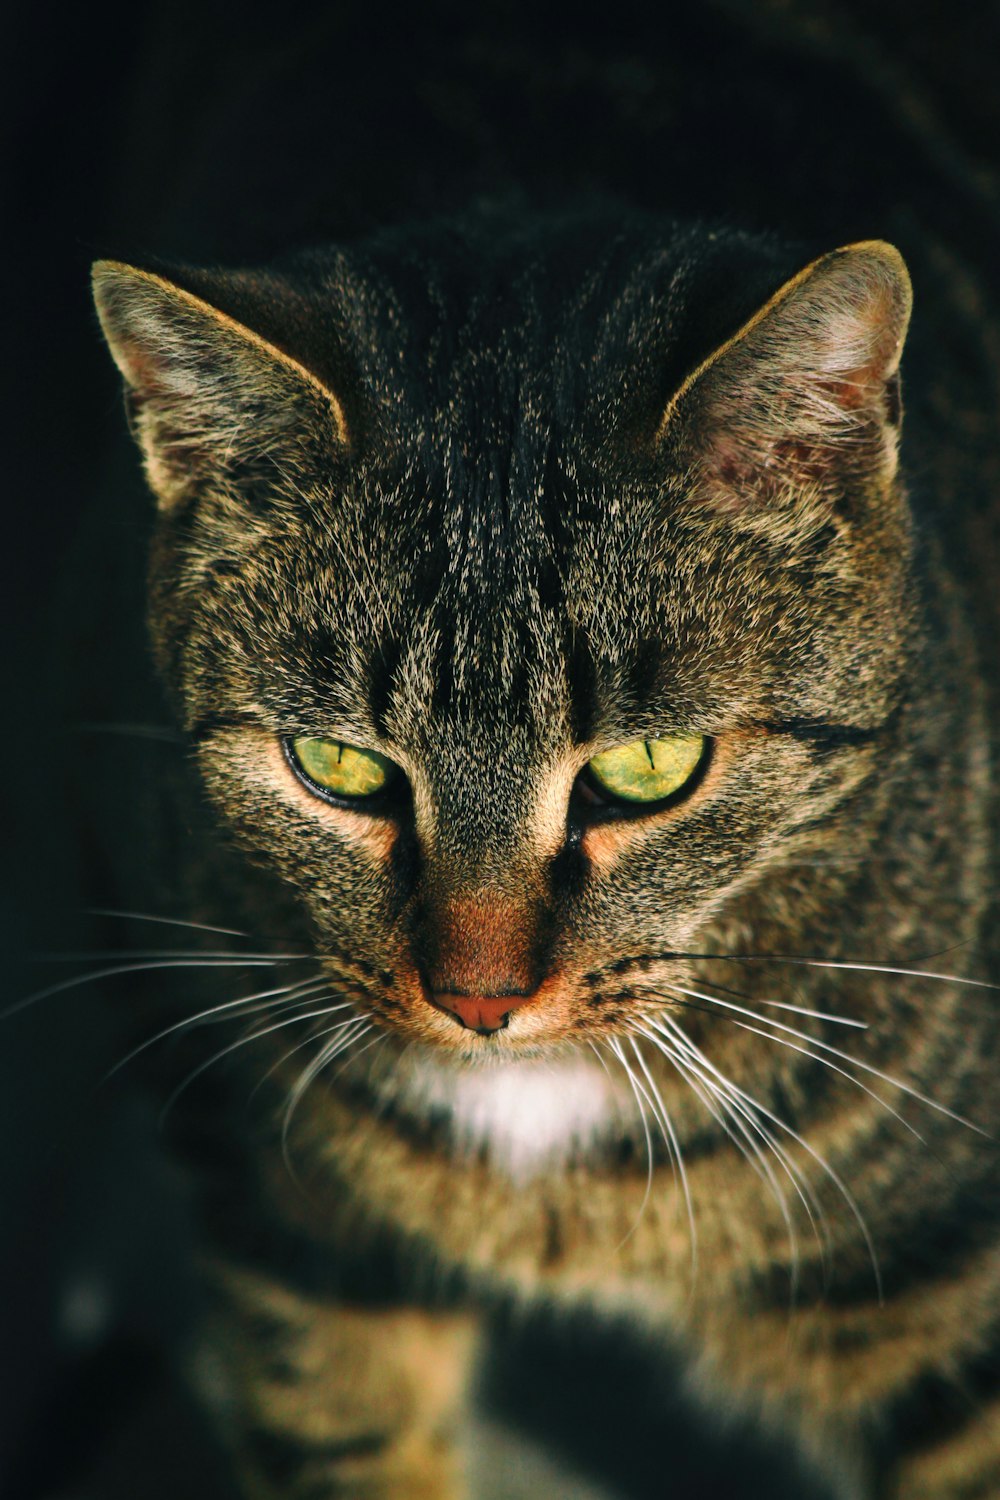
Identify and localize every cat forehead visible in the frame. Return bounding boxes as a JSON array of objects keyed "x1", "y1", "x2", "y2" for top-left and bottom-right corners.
[
  {"x1": 265, "y1": 462, "x2": 733, "y2": 752},
  {"x1": 256, "y1": 217, "x2": 801, "y2": 429}
]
